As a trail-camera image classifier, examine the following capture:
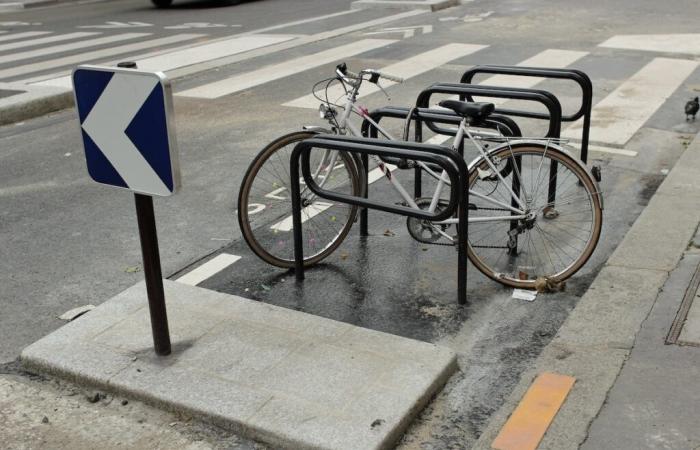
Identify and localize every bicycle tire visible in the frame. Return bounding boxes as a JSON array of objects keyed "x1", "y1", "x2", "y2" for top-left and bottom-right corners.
[
  {"x1": 238, "y1": 131, "x2": 361, "y2": 268},
  {"x1": 466, "y1": 143, "x2": 603, "y2": 288}
]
